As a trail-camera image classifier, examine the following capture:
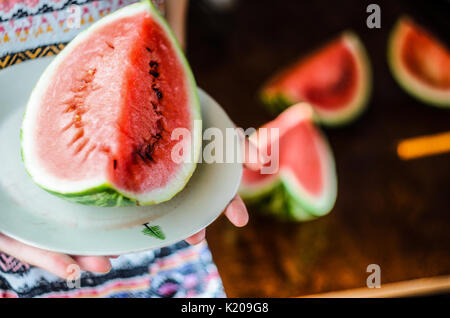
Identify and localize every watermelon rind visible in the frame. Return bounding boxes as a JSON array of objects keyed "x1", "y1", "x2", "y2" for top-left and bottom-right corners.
[
  {"x1": 248, "y1": 183, "x2": 316, "y2": 222},
  {"x1": 21, "y1": 0, "x2": 202, "y2": 207},
  {"x1": 387, "y1": 17, "x2": 450, "y2": 108},
  {"x1": 47, "y1": 185, "x2": 137, "y2": 207},
  {"x1": 260, "y1": 32, "x2": 372, "y2": 127},
  {"x1": 240, "y1": 169, "x2": 337, "y2": 222},
  {"x1": 239, "y1": 106, "x2": 337, "y2": 221}
]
